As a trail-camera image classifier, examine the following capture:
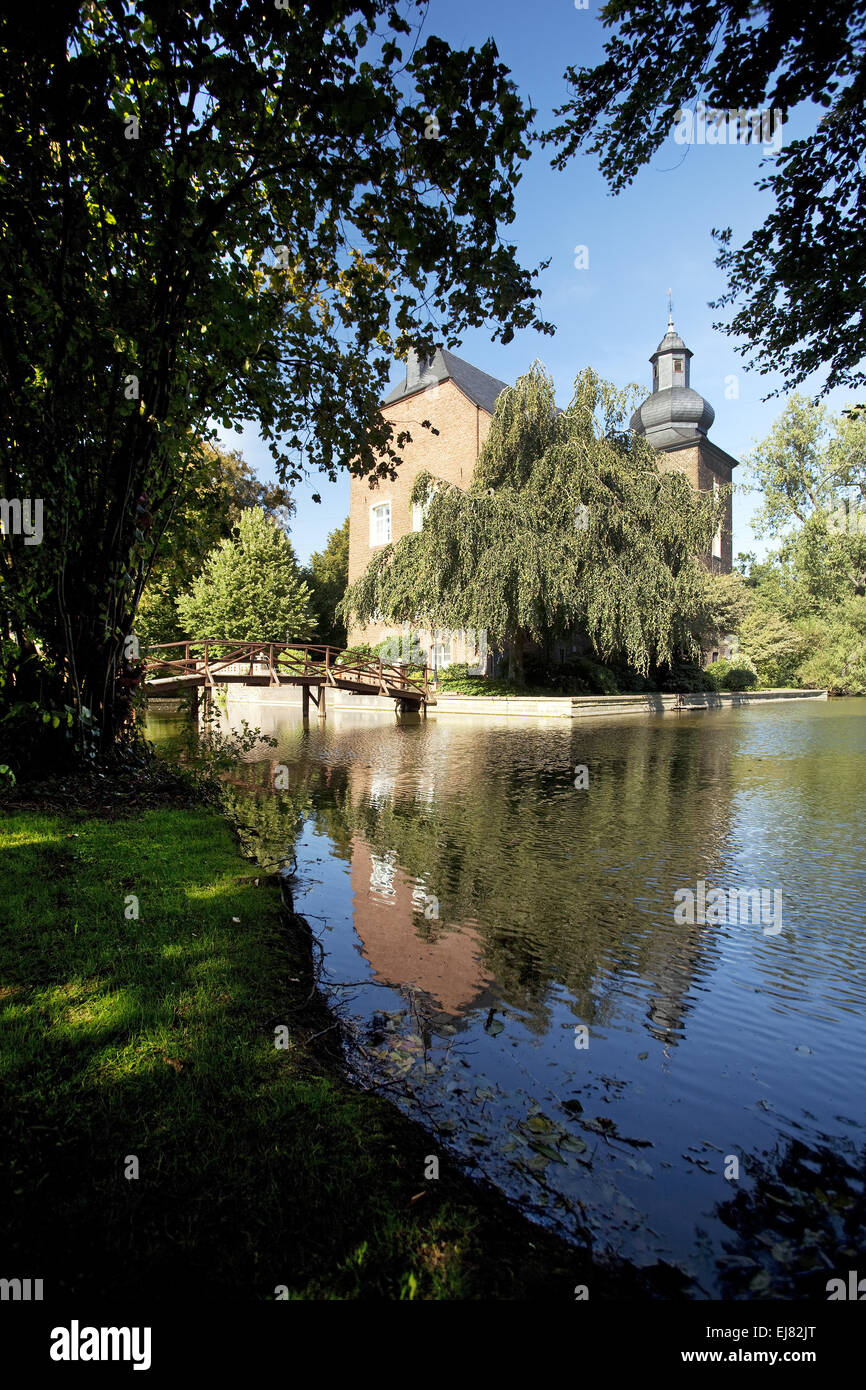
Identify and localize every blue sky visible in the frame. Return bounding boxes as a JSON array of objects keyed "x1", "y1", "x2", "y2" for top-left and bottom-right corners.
[{"x1": 219, "y1": 0, "x2": 857, "y2": 566}]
